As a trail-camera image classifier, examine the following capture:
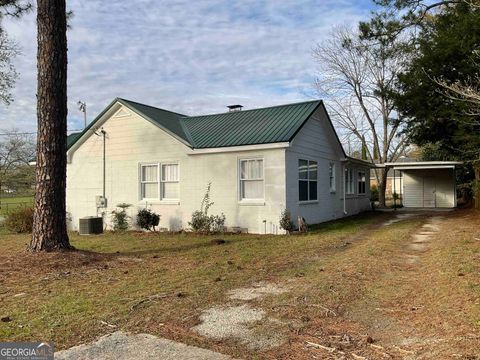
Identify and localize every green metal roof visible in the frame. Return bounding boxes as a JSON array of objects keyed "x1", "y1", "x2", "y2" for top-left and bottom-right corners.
[
  {"x1": 67, "y1": 98, "x2": 324, "y2": 150},
  {"x1": 67, "y1": 132, "x2": 82, "y2": 148},
  {"x1": 180, "y1": 100, "x2": 321, "y2": 148}
]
